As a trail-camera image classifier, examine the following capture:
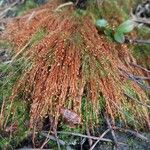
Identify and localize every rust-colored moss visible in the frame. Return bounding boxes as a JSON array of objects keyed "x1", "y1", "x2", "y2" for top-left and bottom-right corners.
[{"x1": 3, "y1": 1, "x2": 150, "y2": 130}]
